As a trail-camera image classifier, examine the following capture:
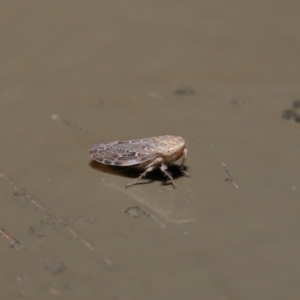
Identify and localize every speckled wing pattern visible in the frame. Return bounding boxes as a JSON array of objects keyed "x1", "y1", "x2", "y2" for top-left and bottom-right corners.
[{"x1": 90, "y1": 138, "x2": 157, "y2": 166}]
